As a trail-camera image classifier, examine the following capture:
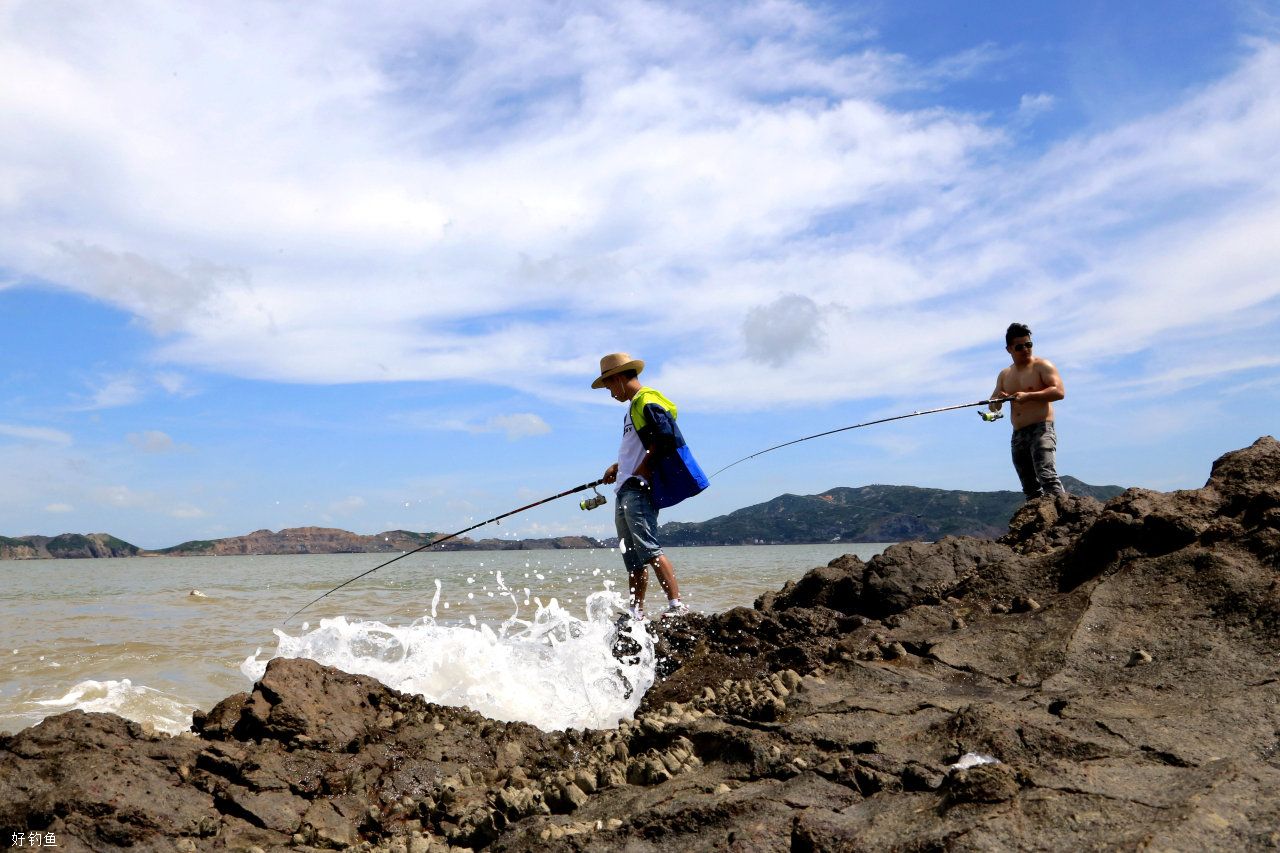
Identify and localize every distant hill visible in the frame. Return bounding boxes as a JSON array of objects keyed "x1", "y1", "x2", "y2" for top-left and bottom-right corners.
[
  {"x1": 155, "y1": 527, "x2": 605, "y2": 557},
  {"x1": 658, "y1": 476, "x2": 1124, "y2": 545},
  {"x1": 0, "y1": 527, "x2": 606, "y2": 560},
  {"x1": 2, "y1": 477, "x2": 1124, "y2": 559},
  {"x1": 0, "y1": 533, "x2": 140, "y2": 560}
]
